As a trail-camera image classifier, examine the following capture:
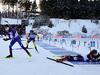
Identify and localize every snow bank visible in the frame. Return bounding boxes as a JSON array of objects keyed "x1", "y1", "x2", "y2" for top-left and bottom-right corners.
[
  {"x1": 48, "y1": 19, "x2": 100, "y2": 35},
  {"x1": 1, "y1": 18, "x2": 21, "y2": 25}
]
